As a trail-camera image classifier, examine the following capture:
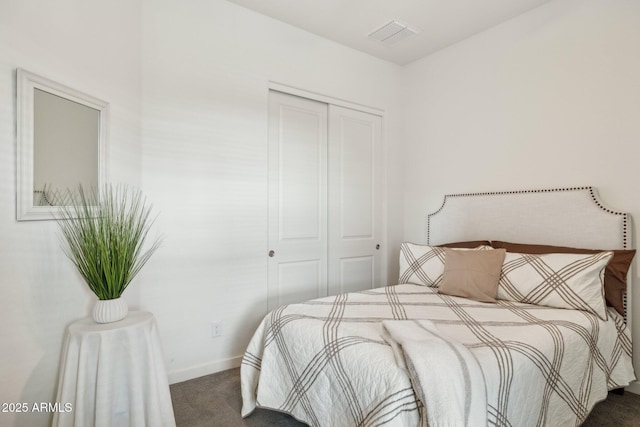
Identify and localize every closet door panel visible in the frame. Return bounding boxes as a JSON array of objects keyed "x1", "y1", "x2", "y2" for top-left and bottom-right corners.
[
  {"x1": 328, "y1": 105, "x2": 383, "y2": 295},
  {"x1": 277, "y1": 260, "x2": 322, "y2": 307},
  {"x1": 338, "y1": 256, "x2": 374, "y2": 294},
  {"x1": 279, "y1": 106, "x2": 323, "y2": 240},
  {"x1": 268, "y1": 91, "x2": 328, "y2": 311},
  {"x1": 339, "y1": 118, "x2": 374, "y2": 239}
]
